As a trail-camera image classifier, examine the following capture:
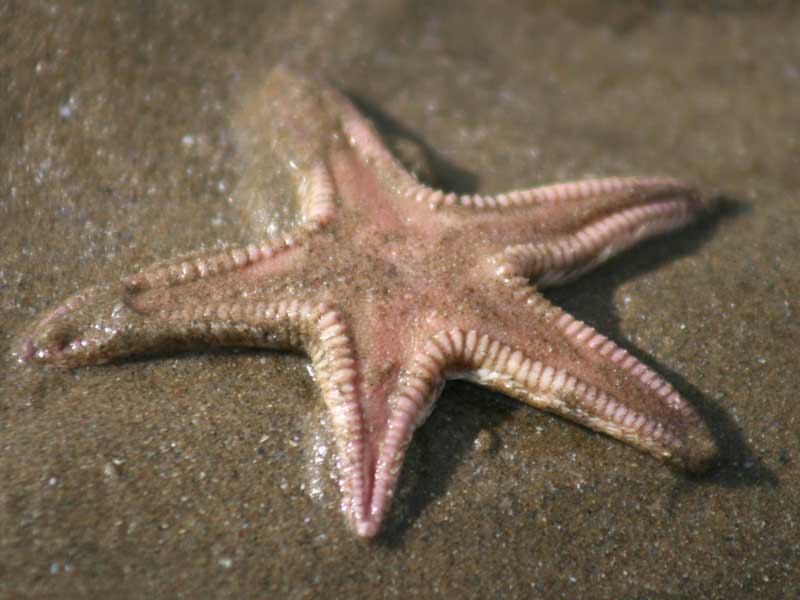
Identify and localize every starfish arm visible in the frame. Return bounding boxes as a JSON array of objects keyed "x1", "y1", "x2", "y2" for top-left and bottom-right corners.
[
  {"x1": 333, "y1": 86, "x2": 421, "y2": 193},
  {"x1": 461, "y1": 292, "x2": 718, "y2": 473},
  {"x1": 487, "y1": 178, "x2": 713, "y2": 289},
  {"x1": 18, "y1": 227, "x2": 316, "y2": 367},
  {"x1": 357, "y1": 332, "x2": 454, "y2": 538},
  {"x1": 396, "y1": 177, "x2": 711, "y2": 291},
  {"x1": 234, "y1": 67, "x2": 350, "y2": 231}
]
